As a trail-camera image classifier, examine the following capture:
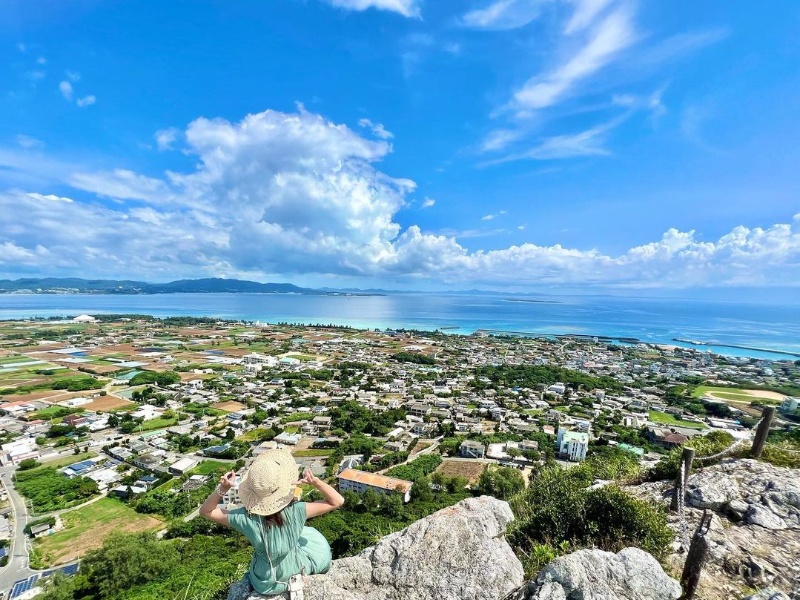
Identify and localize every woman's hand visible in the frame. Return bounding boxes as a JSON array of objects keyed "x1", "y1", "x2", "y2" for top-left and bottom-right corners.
[
  {"x1": 295, "y1": 467, "x2": 319, "y2": 487},
  {"x1": 219, "y1": 470, "x2": 236, "y2": 493}
]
